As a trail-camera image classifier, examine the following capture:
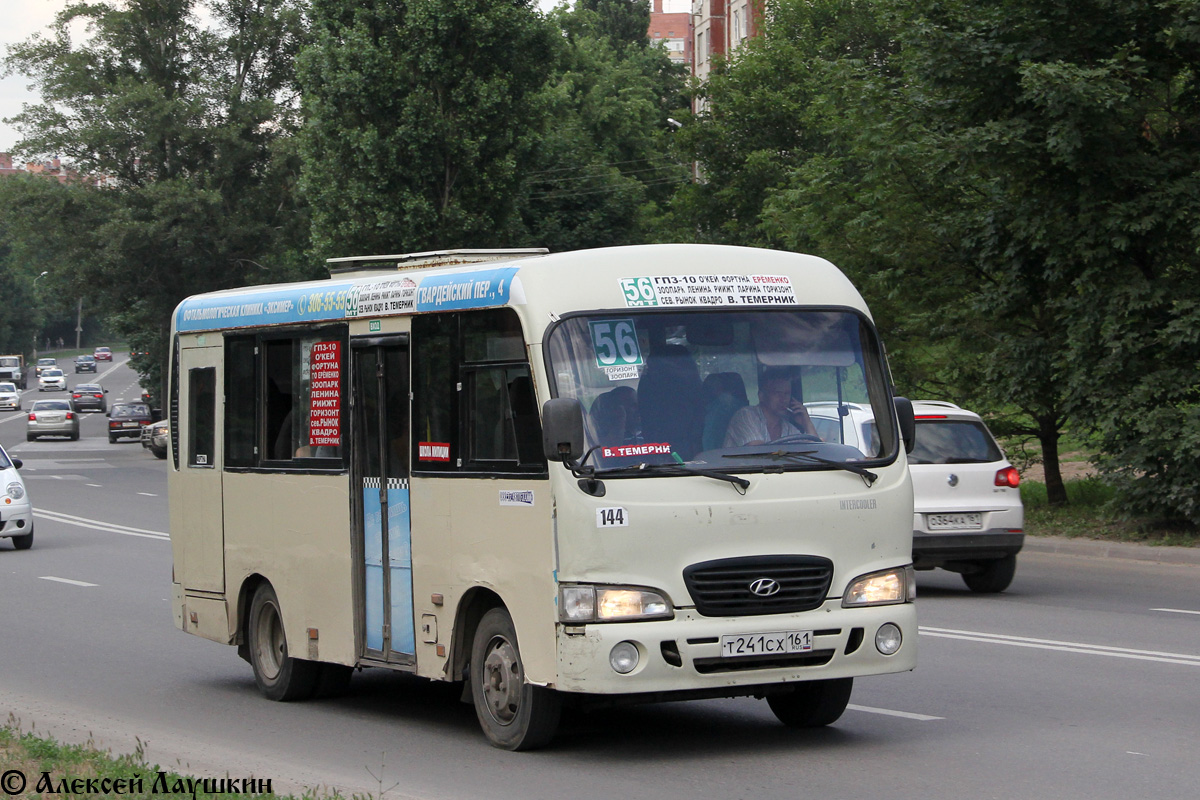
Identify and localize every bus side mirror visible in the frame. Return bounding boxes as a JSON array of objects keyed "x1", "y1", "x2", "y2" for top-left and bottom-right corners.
[
  {"x1": 894, "y1": 396, "x2": 916, "y2": 454},
  {"x1": 542, "y1": 398, "x2": 585, "y2": 462}
]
